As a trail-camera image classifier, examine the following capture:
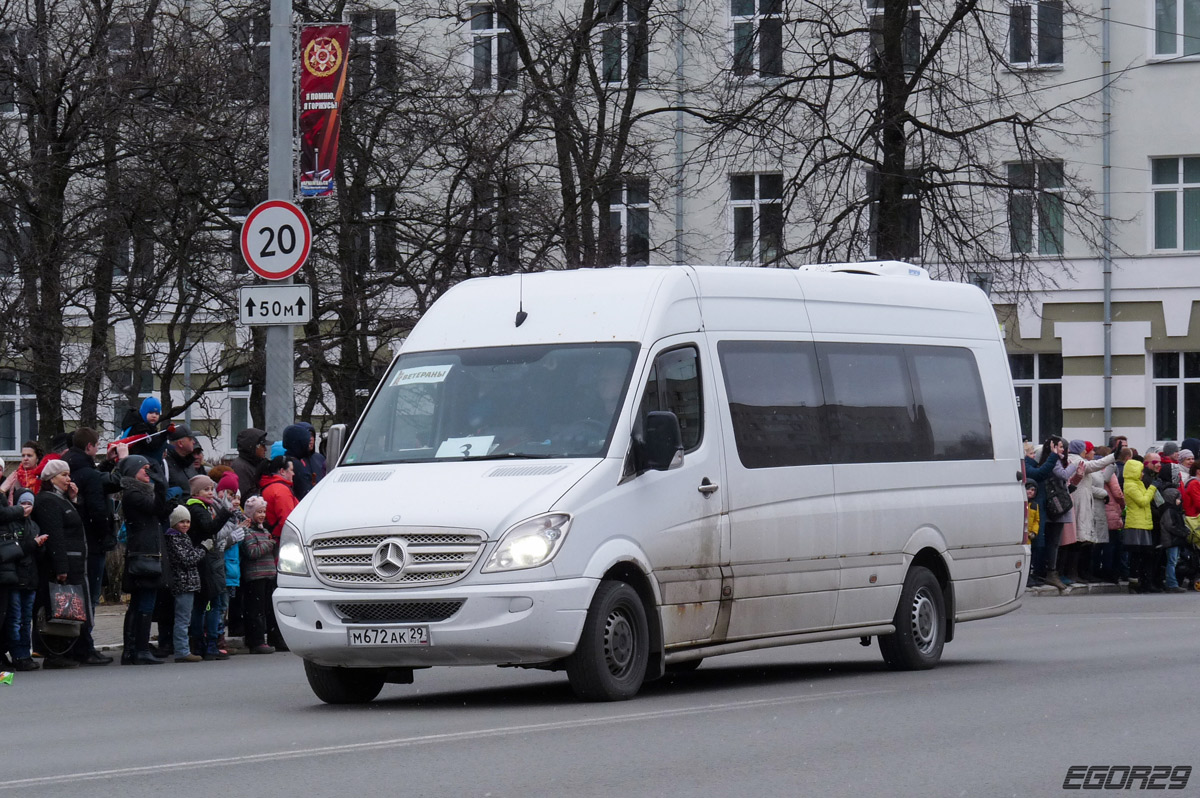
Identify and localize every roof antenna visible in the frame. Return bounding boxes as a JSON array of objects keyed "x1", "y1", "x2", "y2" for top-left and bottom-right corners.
[{"x1": 515, "y1": 271, "x2": 527, "y2": 327}]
